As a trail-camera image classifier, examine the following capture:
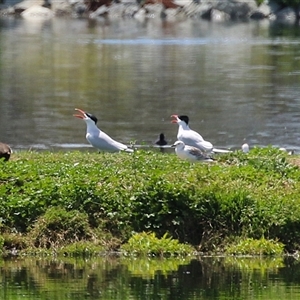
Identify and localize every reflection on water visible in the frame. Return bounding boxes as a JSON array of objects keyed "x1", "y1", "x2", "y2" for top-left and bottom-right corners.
[
  {"x1": 0, "y1": 17, "x2": 300, "y2": 152},
  {"x1": 1, "y1": 256, "x2": 300, "y2": 299}
]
